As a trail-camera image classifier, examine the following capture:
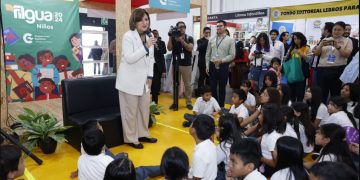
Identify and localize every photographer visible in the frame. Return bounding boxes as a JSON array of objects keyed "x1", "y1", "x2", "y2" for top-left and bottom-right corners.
[
  {"x1": 314, "y1": 21, "x2": 353, "y2": 103},
  {"x1": 167, "y1": 21, "x2": 194, "y2": 111},
  {"x1": 248, "y1": 33, "x2": 275, "y2": 90}
]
